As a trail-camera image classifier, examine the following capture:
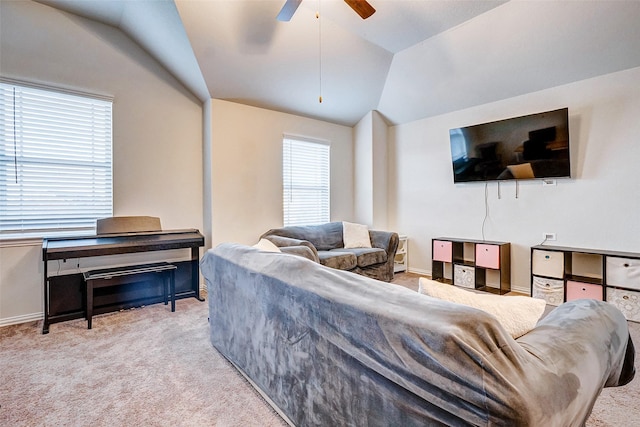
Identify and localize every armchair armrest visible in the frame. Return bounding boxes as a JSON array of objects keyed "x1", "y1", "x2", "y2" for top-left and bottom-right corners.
[
  {"x1": 369, "y1": 230, "x2": 399, "y2": 256},
  {"x1": 279, "y1": 245, "x2": 318, "y2": 262},
  {"x1": 263, "y1": 235, "x2": 319, "y2": 263}
]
